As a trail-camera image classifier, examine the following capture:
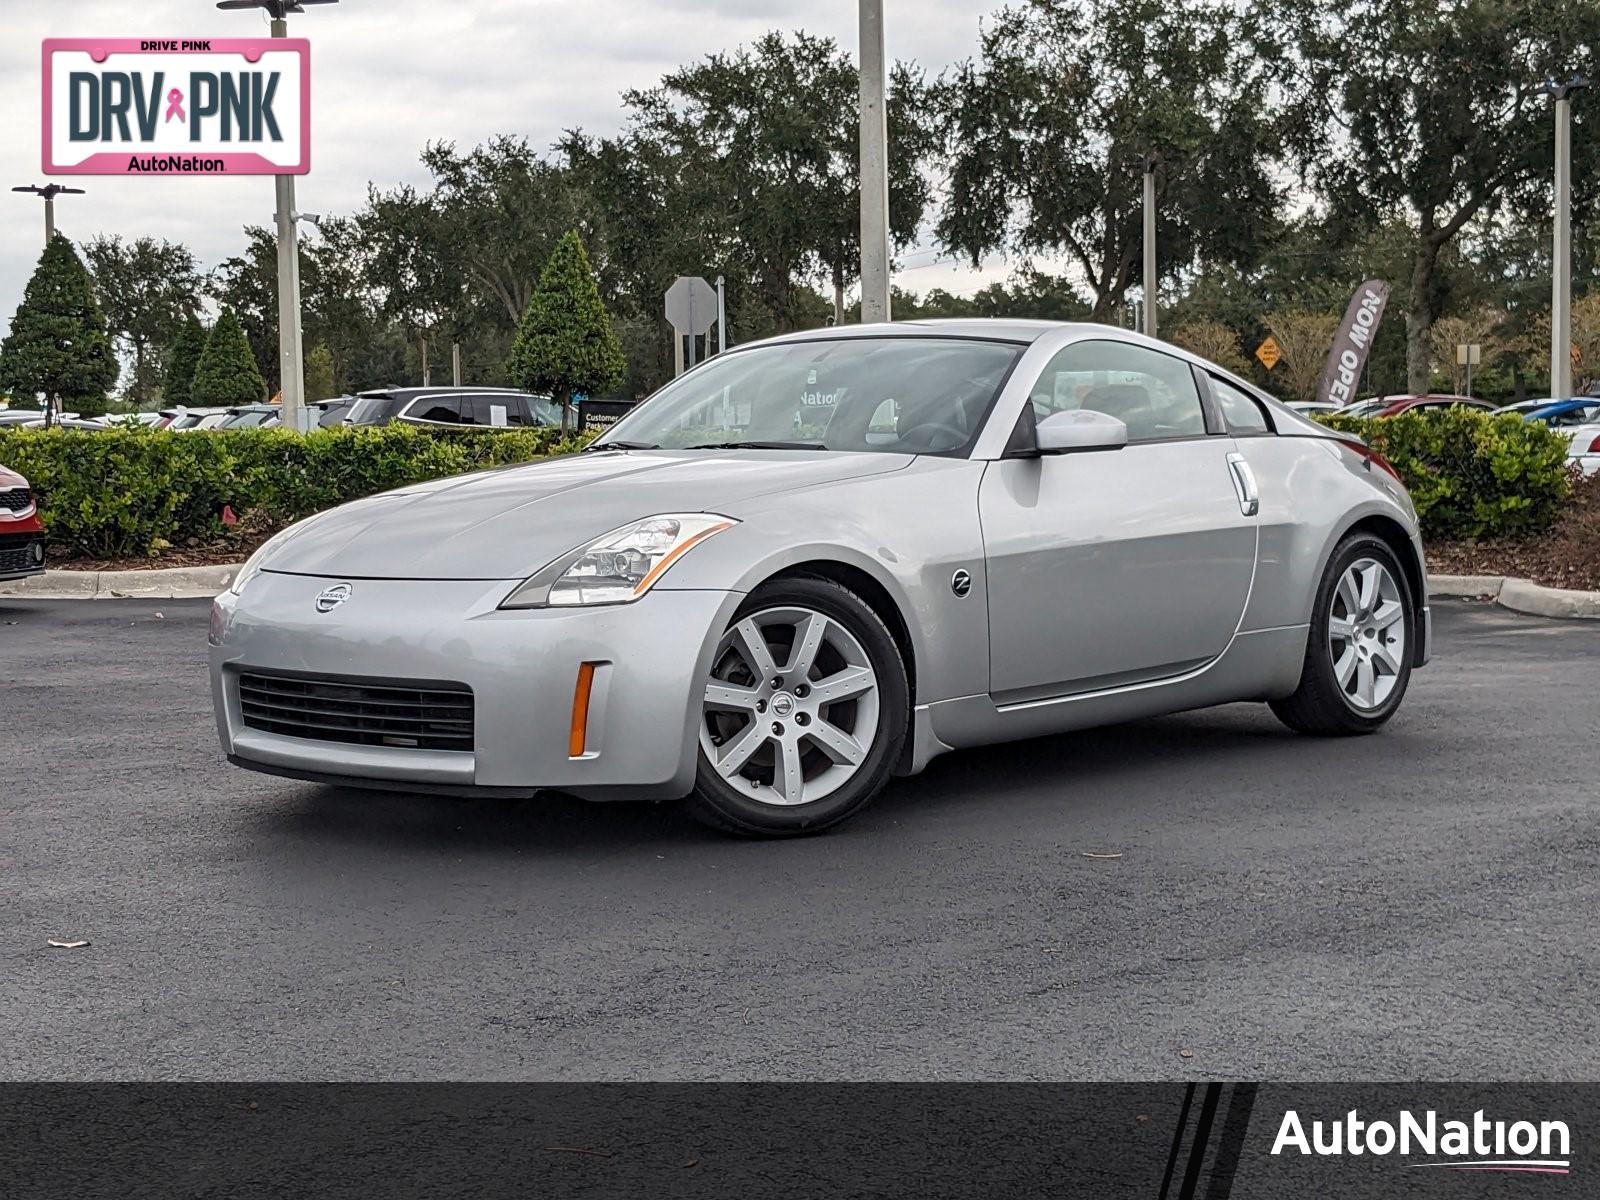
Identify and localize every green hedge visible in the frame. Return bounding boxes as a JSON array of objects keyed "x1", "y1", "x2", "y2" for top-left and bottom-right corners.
[
  {"x1": 0, "y1": 424, "x2": 582, "y2": 559},
  {"x1": 0, "y1": 411, "x2": 1573, "y2": 559},
  {"x1": 1315, "y1": 409, "x2": 1572, "y2": 542}
]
